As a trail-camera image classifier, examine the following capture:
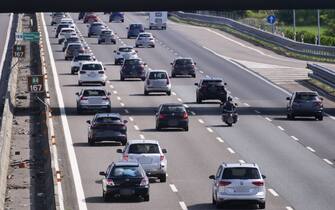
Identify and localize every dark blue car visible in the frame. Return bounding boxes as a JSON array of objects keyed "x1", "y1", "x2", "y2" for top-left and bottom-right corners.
[
  {"x1": 109, "y1": 12, "x2": 124, "y2": 22},
  {"x1": 127, "y1": 23, "x2": 145, "y2": 39}
]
